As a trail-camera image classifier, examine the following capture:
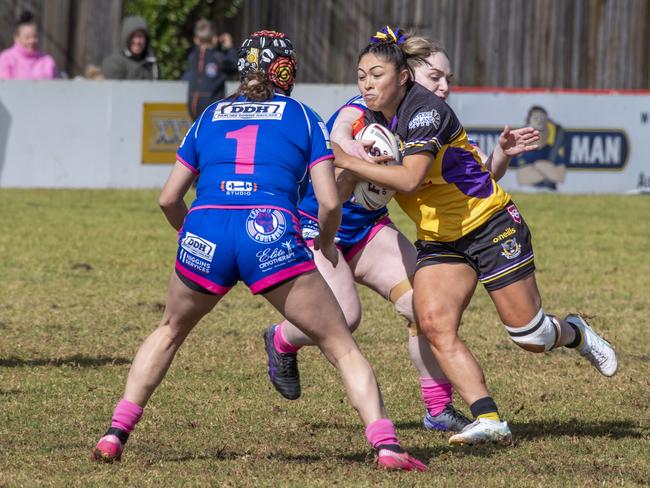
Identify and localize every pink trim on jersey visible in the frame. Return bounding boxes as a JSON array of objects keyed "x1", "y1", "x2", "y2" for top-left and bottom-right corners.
[
  {"x1": 189, "y1": 204, "x2": 301, "y2": 228},
  {"x1": 309, "y1": 155, "x2": 333, "y2": 170},
  {"x1": 176, "y1": 155, "x2": 199, "y2": 174},
  {"x1": 298, "y1": 209, "x2": 318, "y2": 222},
  {"x1": 249, "y1": 261, "x2": 316, "y2": 295},
  {"x1": 175, "y1": 261, "x2": 231, "y2": 295},
  {"x1": 344, "y1": 216, "x2": 392, "y2": 262}
]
